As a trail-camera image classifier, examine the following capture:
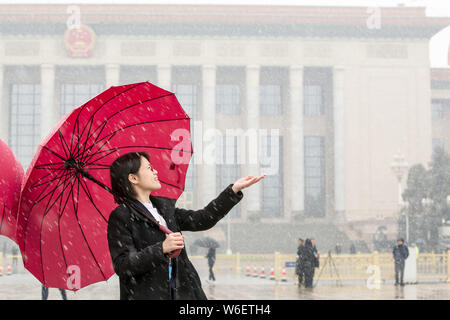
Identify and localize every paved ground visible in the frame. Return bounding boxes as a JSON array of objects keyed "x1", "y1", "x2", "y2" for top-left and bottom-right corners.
[
  {"x1": 0, "y1": 271, "x2": 449, "y2": 300},
  {"x1": 0, "y1": 255, "x2": 448, "y2": 300}
]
